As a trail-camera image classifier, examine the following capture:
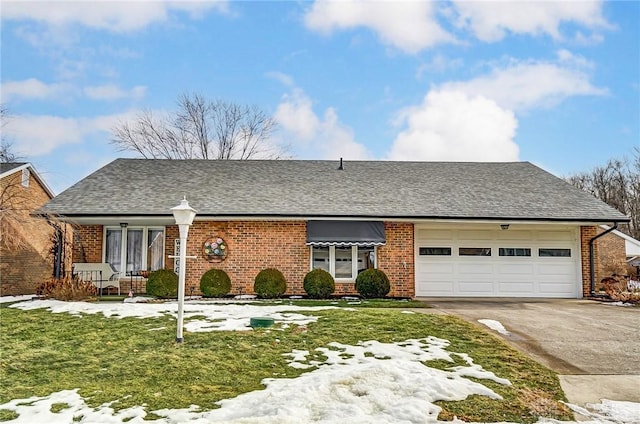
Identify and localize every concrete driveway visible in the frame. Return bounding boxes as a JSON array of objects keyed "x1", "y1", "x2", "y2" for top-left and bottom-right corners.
[{"x1": 421, "y1": 299, "x2": 640, "y2": 407}]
